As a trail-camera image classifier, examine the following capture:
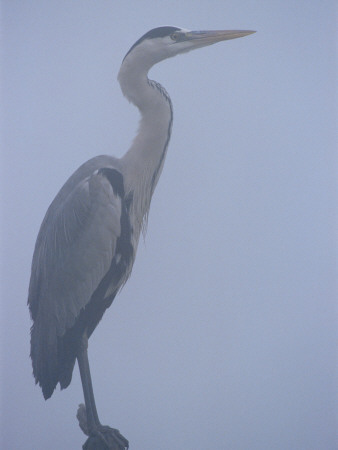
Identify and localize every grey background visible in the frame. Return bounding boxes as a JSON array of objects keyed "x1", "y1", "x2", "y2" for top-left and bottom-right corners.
[{"x1": 1, "y1": 1, "x2": 337, "y2": 449}]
